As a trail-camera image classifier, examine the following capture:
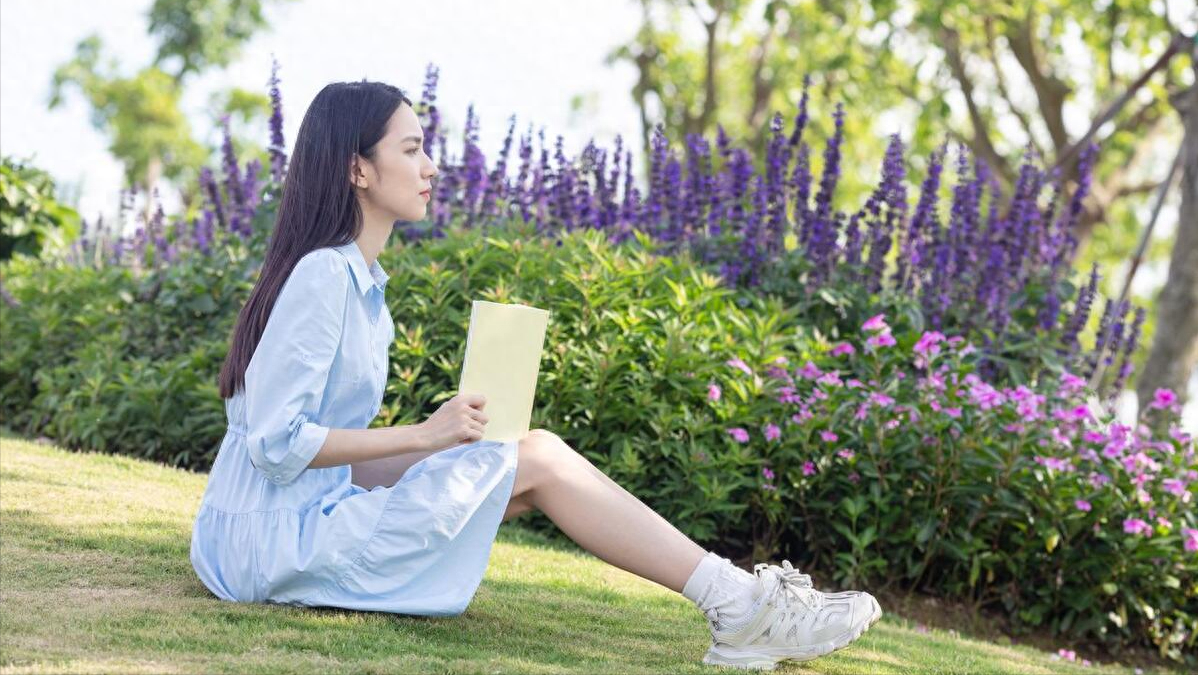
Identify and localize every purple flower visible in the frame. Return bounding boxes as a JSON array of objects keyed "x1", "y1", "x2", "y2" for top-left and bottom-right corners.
[
  {"x1": 837, "y1": 448, "x2": 855, "y2": 460},
  {"x1": 707, "y1": 383, "x2": 722, "y2": 402},
  {"x1": 820, "y1": 430, "x2": 839, "y2": 442},
  {"x1": 727, "y1": 427, "x2": 750, "y2": 443},
  {"x1": 802, "y1": 461, "x2": 816, "y2": 476},
  {"x1": 1074, "y1": 499, "x2": 1091, "y2": 512},
  {"x1": 762, "y1": 467, "x2": 775, "y2": 480}
]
